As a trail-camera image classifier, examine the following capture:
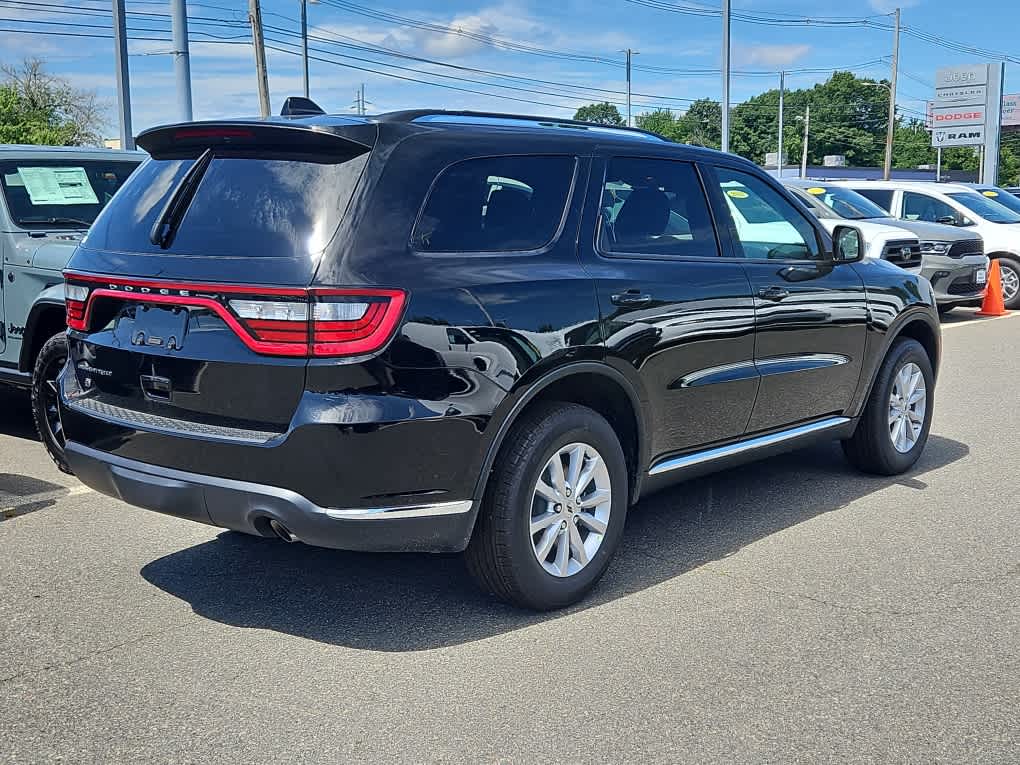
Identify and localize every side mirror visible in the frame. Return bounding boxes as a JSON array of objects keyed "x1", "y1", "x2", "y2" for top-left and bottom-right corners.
[
  {"x1": 832, "y1": 225, "x2": 864, "y2": 263},
  {"x1": 936, "y1": 215, "x2": 958, "y2": 226}
]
